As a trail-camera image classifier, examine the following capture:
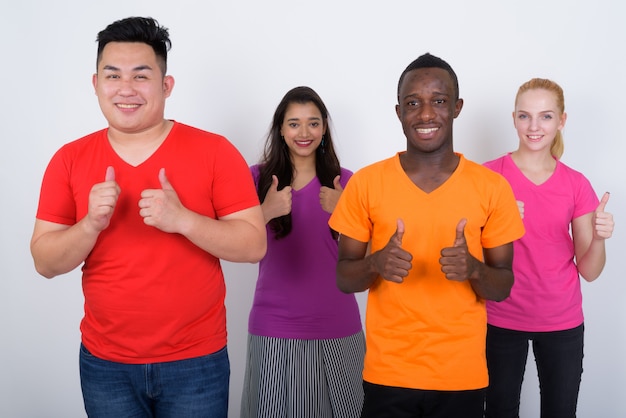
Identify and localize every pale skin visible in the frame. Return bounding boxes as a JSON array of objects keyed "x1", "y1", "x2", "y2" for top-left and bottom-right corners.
[
  {"x1": 260, "y1": 102, "x2": 343, "y2": 223},
  {"x1": 511, "y1": 88, "x2": 614, "y2": 282},
  {"x1": 336, "y1": 68, "x2": 514, "y2": 301},
  {"x1": 30, "y1": 41, "x2": 266, "y2": 278}
]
